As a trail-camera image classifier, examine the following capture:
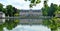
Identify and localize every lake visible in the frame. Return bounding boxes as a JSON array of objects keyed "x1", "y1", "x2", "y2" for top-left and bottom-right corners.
[{"x1": 0, "y1": 18, "x2": 60, "y2": 31}]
